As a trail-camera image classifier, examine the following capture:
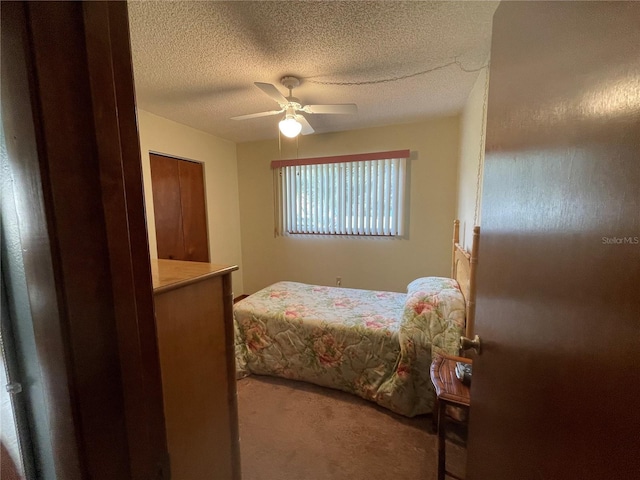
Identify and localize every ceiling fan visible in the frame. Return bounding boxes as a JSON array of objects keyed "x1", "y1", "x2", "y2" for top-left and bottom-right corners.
[{"x1": 231, "y1": 76, "x2": 357, "y2": 138}]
